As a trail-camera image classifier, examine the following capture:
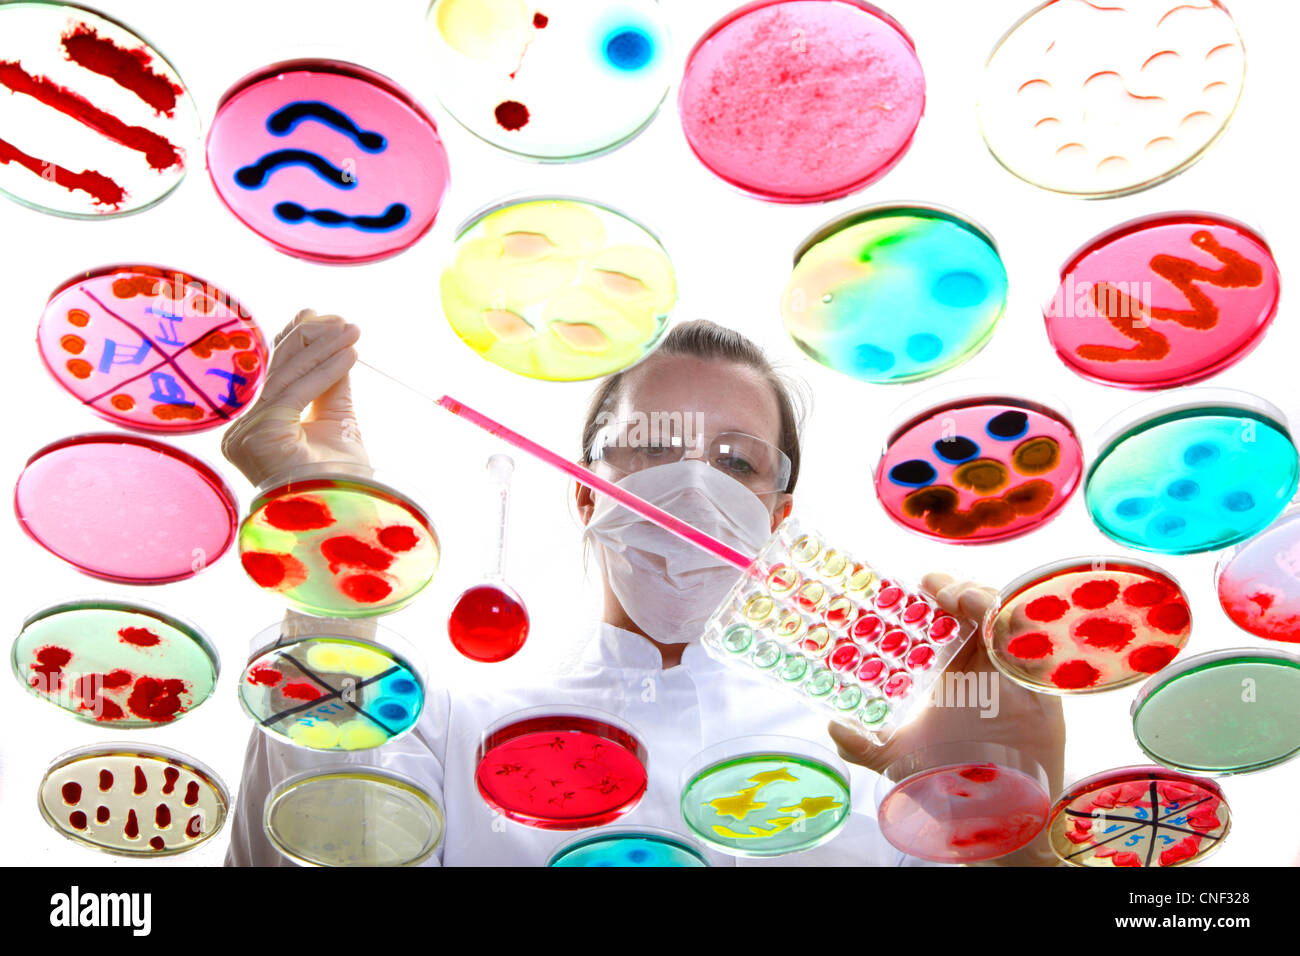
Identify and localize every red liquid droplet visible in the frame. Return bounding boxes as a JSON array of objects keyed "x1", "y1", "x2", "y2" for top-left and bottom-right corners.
[
  {"x1": 448, "y1": 584, "x2": 530, "y2": 663},
  {"x1": 124, "y1": 809, "x2": 139, "y2": 840},
  {"x1": 96, "y1": 806, "x2": 110, "y2": 824},
  {"x1": 62, "y1": 782, "x2": 82, "y2": 805},
  {"x1": 69, "y1": 811, "x2": 87, "y2": 830},
  {"x1": 495, "y1": 100, "x2": 530, "y2": 131},
  {"x1": 149, "y1": 836, "x2": 165, "y2": 851},
  {"x1": 156, "y1": 804, "x2": 171, "y2": 828},
  {"x1": 184, "y1": 781, "x2": 199, "y2": 807},
  {"x1": 99, "y1": 770, "x2": 113, "y2": 791},
  {"x1": 533, "y1": 12, "x2": 548, "y2": 28},
  {"x1": 162, "y1": 767, "x2": 180, "y2": 795},
  {"x1": 133, "y1": 766, "x2": 147, "y2": 795}
]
